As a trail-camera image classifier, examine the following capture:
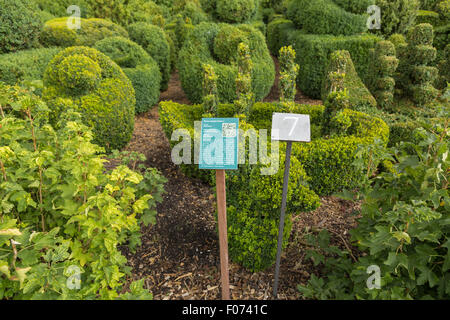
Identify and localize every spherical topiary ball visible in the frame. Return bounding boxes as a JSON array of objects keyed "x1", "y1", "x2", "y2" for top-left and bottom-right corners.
[
  {"x1": 94, "y1": 36, "x2": 162, "y2": 113},
  {"x1": 57, "y1": 54, "x2": 102, "y2": 94},
  {"x1": 213, "y1": 25, "x2": 248, "y2": 64},
  {"x1": 216, "y1": 0, "x2": 257, "y2": 23},
  {"x1": 43, "y1": 46, "x2": 136, "y2": 151}
]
